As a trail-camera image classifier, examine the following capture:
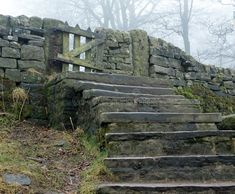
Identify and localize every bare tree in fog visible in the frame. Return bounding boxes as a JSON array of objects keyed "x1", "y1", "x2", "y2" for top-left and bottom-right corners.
[
  {"x1": 65, "y1": 0, "x2": 161, "y2": 30},
  {"x1": 157, "y1": 0, "x2": 194, "y2": 54}
]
